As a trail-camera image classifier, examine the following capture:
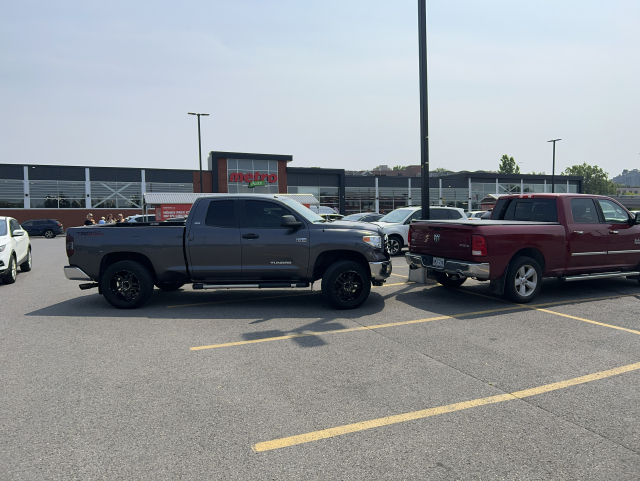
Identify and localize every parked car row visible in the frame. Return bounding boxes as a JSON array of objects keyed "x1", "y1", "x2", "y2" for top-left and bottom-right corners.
[{"x1": 20, "y1": 219, "x2": 64, "y2": 238}]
